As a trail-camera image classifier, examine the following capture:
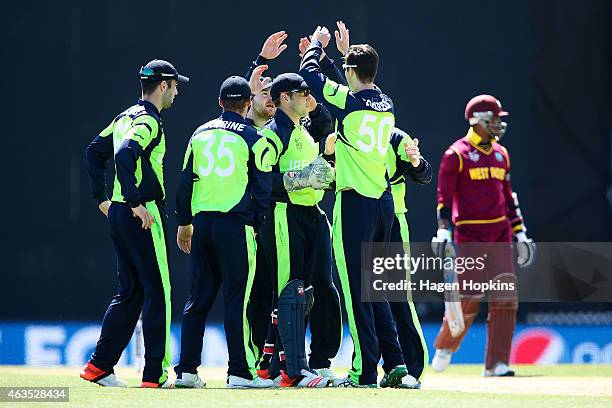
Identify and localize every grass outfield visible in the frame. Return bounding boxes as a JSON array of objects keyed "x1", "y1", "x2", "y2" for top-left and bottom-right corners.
[{"x1": 0, "y1": 365, "x2": 611, "y2": 407}]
